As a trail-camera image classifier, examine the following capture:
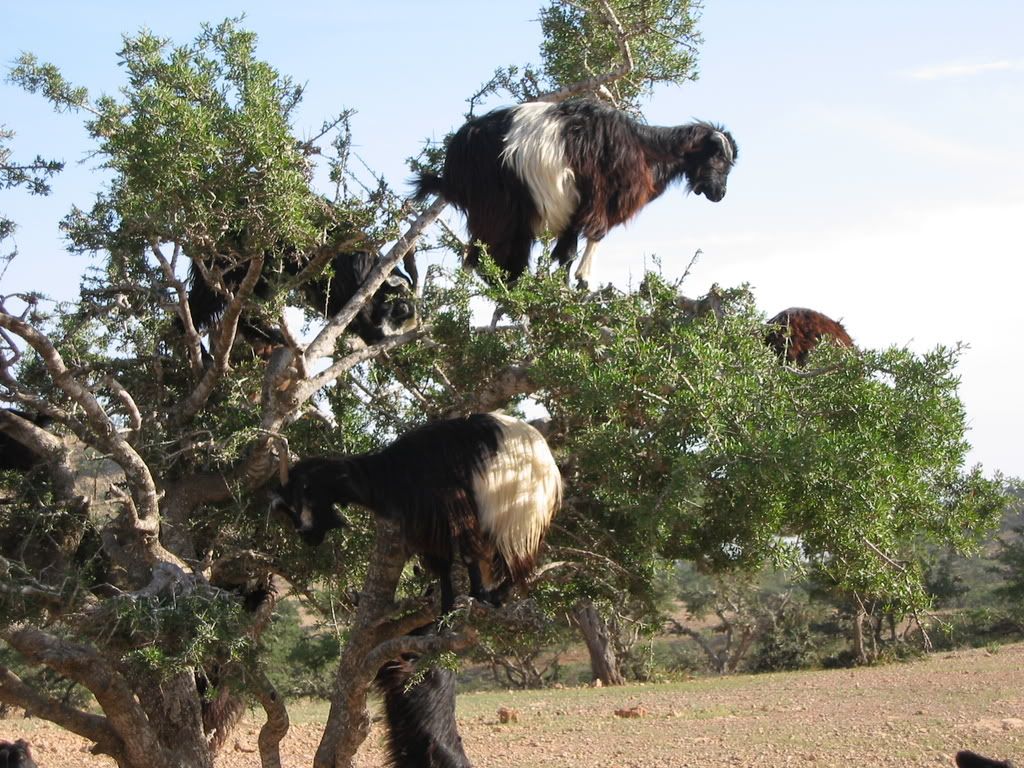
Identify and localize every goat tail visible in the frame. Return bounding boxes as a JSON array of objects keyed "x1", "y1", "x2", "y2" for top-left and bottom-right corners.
[{"x1": 412, "y1": 171, "x2": 447, "y2": 202}]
